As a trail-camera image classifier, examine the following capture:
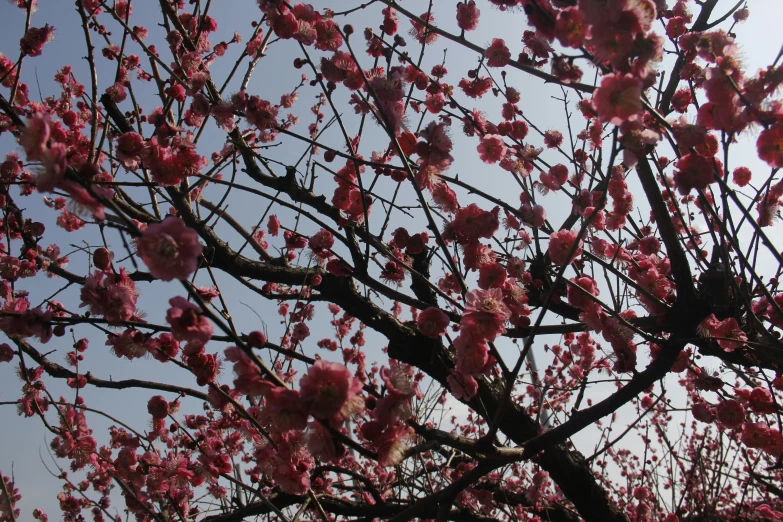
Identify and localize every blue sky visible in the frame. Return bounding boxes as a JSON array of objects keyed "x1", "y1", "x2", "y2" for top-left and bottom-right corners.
[{"x1": 0, "y1": 0, "x2": 780, "y2": 518}]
